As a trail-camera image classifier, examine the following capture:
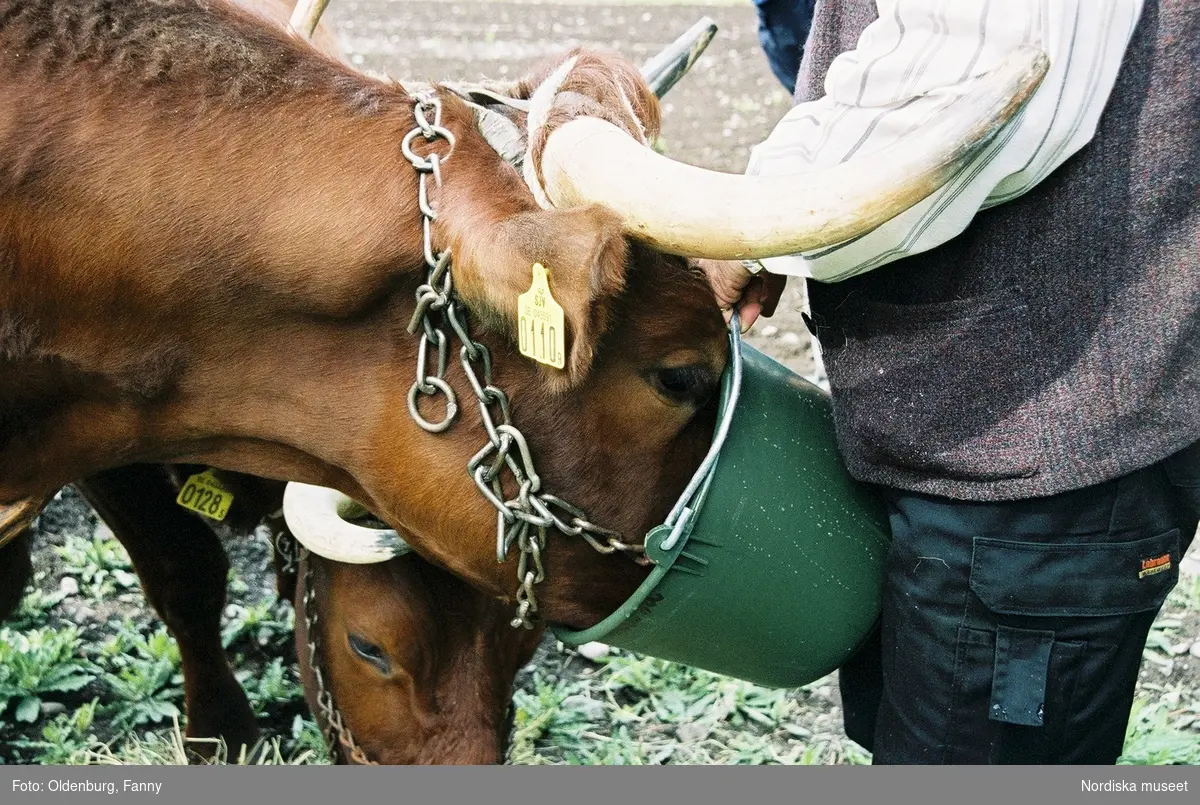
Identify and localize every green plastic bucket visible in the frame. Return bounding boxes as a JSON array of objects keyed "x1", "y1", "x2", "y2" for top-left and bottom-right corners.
[{"x1": 552, "y1": 321, "x2": 890, "y2": 688}]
